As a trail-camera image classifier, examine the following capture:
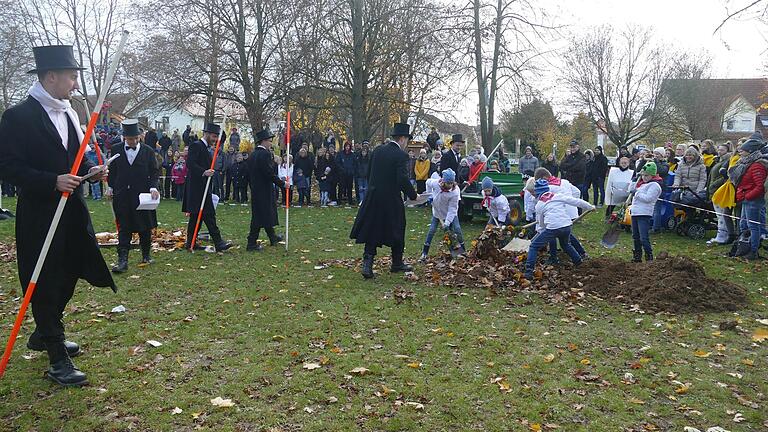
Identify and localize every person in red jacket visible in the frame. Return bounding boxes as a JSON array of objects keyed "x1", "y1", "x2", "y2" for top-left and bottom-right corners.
[{"x1": 730, "y1": 132, "x2": 768, "y2": 259}]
